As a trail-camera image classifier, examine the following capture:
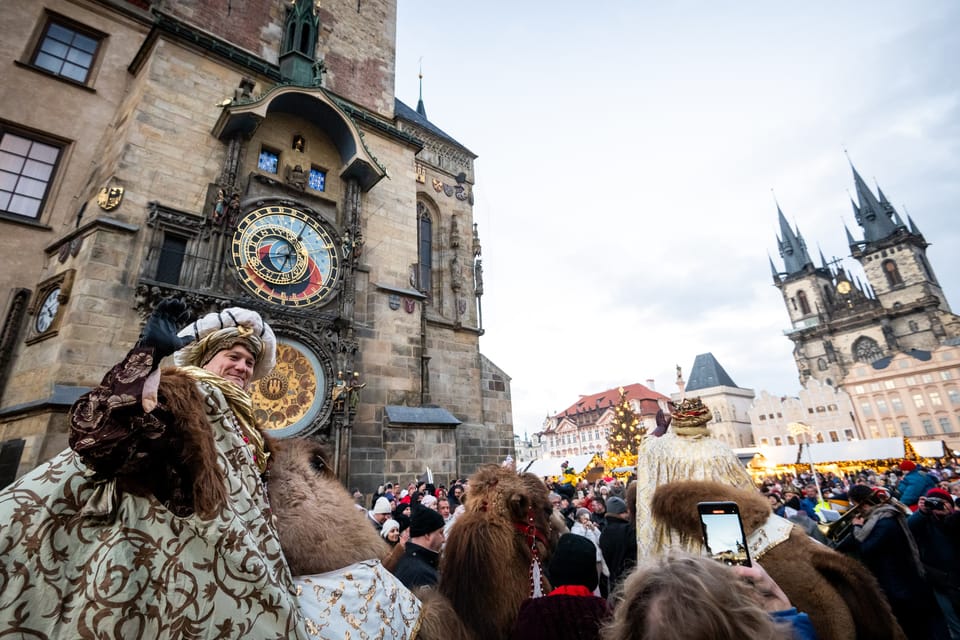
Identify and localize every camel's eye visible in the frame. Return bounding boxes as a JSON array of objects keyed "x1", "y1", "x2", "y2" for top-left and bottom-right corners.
[{"x1": 310, "y1": 455, "x2": 325, "y2": 474}]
